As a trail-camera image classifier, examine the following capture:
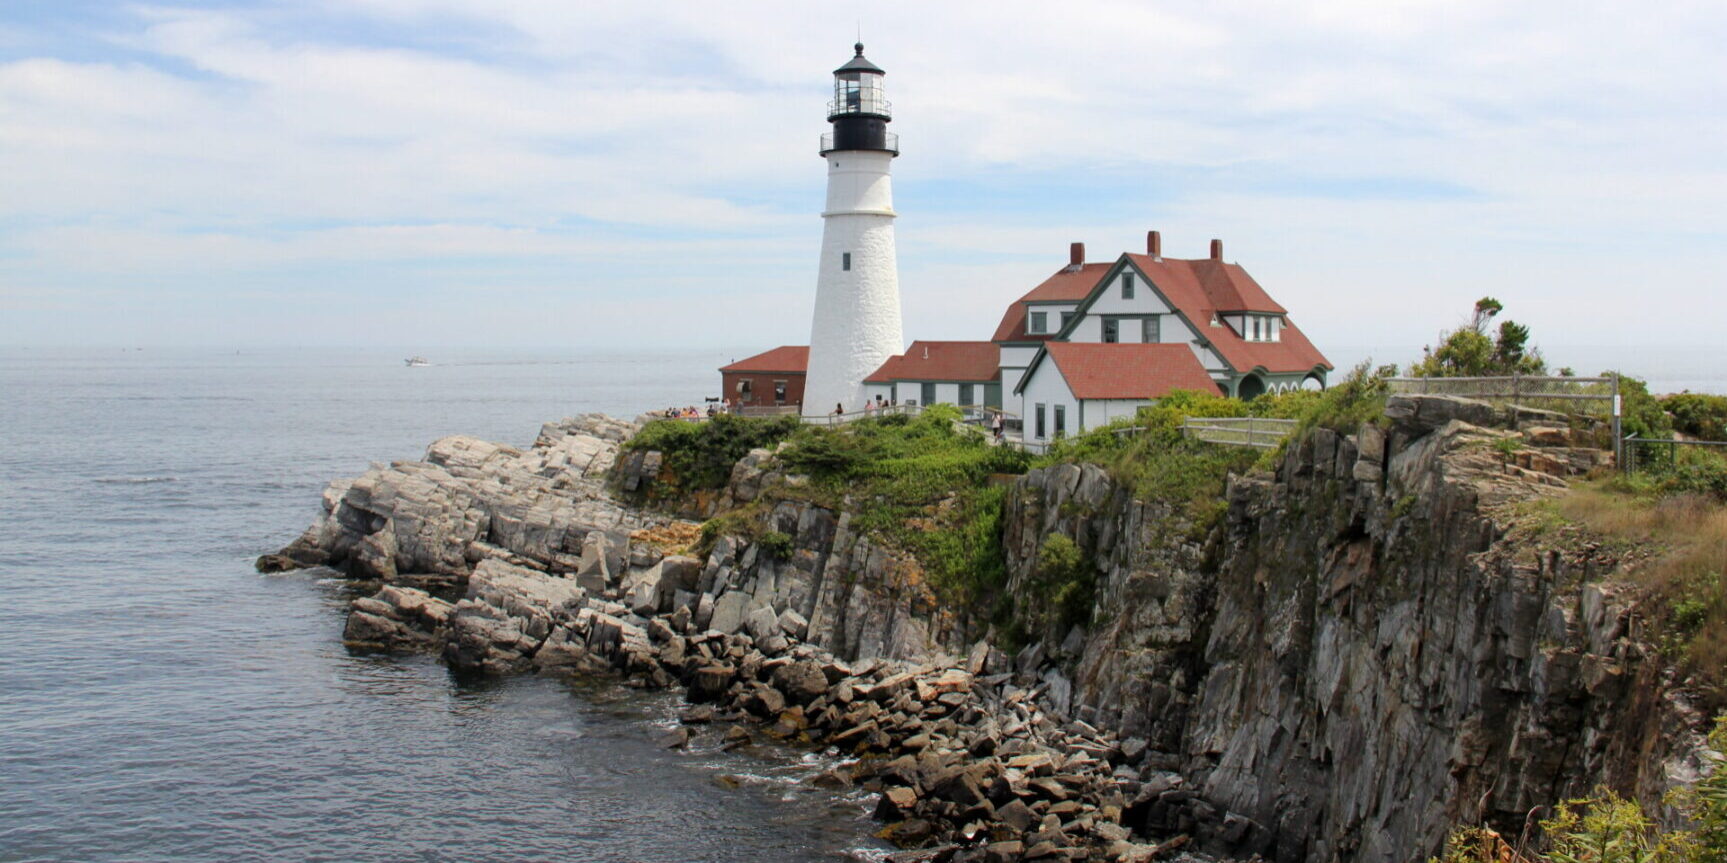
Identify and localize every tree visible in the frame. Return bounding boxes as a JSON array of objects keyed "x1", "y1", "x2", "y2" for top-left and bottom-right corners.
[{"x1": 1412, "y1": 297, "x2": 1547, "y2": 377}]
